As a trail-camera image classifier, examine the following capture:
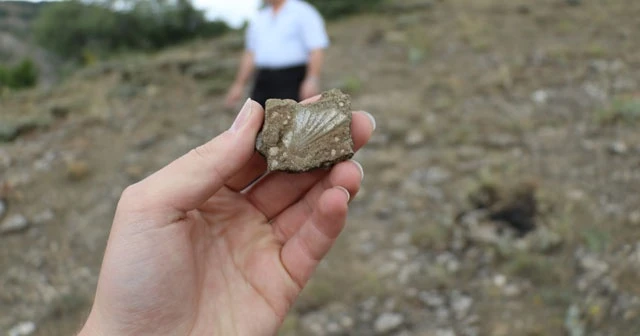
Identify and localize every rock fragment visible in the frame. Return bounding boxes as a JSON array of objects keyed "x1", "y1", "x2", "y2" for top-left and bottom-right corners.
[
  {"x1": 1, "y1": 214, "x2": 29, "y2": 235},
  {"x1": 374, "y1": 312, "x2": 405, "y2": 334},
  {"x1": 256, "y1": 89, "x2": 354, "y2": 172}
]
